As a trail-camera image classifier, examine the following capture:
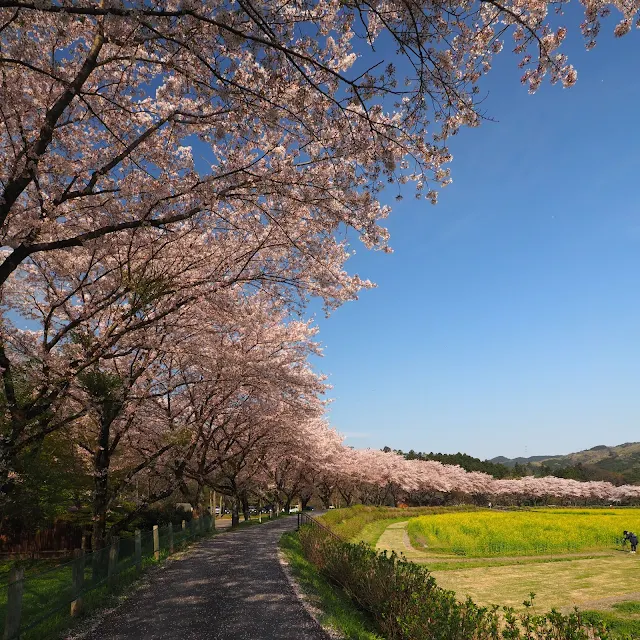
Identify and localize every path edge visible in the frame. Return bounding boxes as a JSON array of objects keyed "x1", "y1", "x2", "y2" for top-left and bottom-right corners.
[{"x1": 277, "y1": 541, "x2": 344, "y2": 640}]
